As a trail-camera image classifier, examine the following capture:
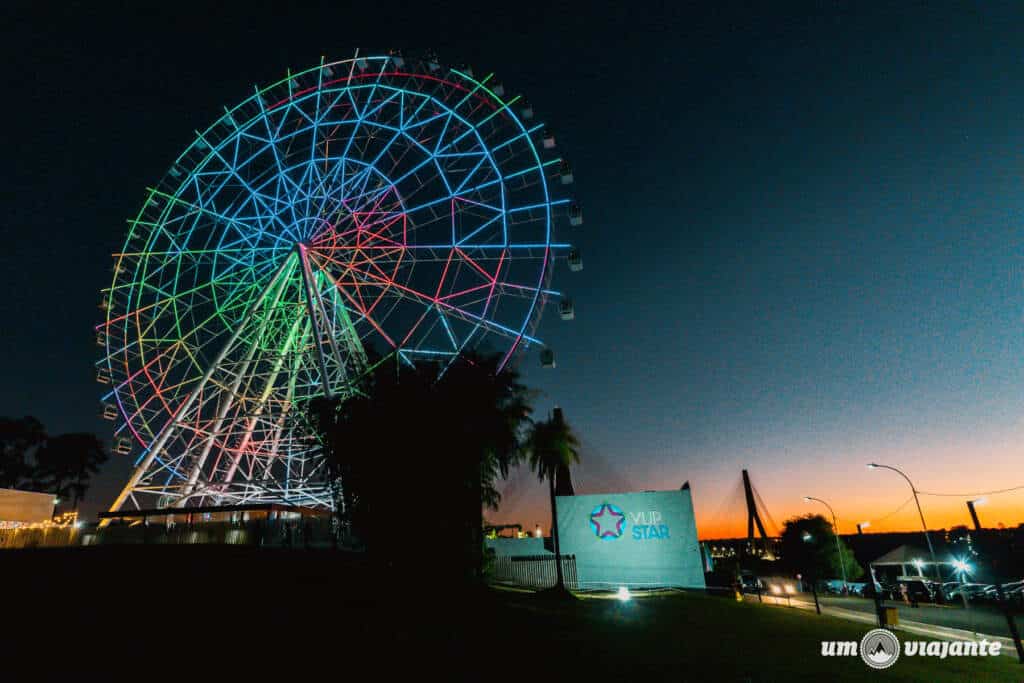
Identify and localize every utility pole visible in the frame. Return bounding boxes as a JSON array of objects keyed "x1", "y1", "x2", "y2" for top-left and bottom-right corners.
[{"x1": 966, "y1": 499, "x2": 1023, "y2": 664}]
